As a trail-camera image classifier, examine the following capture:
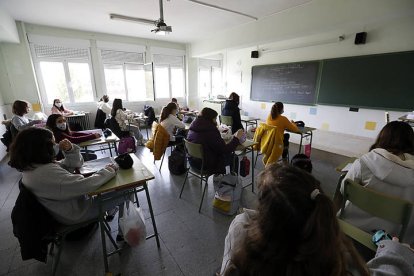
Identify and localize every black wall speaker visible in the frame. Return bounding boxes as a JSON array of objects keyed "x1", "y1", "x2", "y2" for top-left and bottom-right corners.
[
  {"x1": 251, "y1": 50, "x2": 259, "y2": 58},
  {"x1": 354, "y1": 32, "x2": 367, "y2": 45}
]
